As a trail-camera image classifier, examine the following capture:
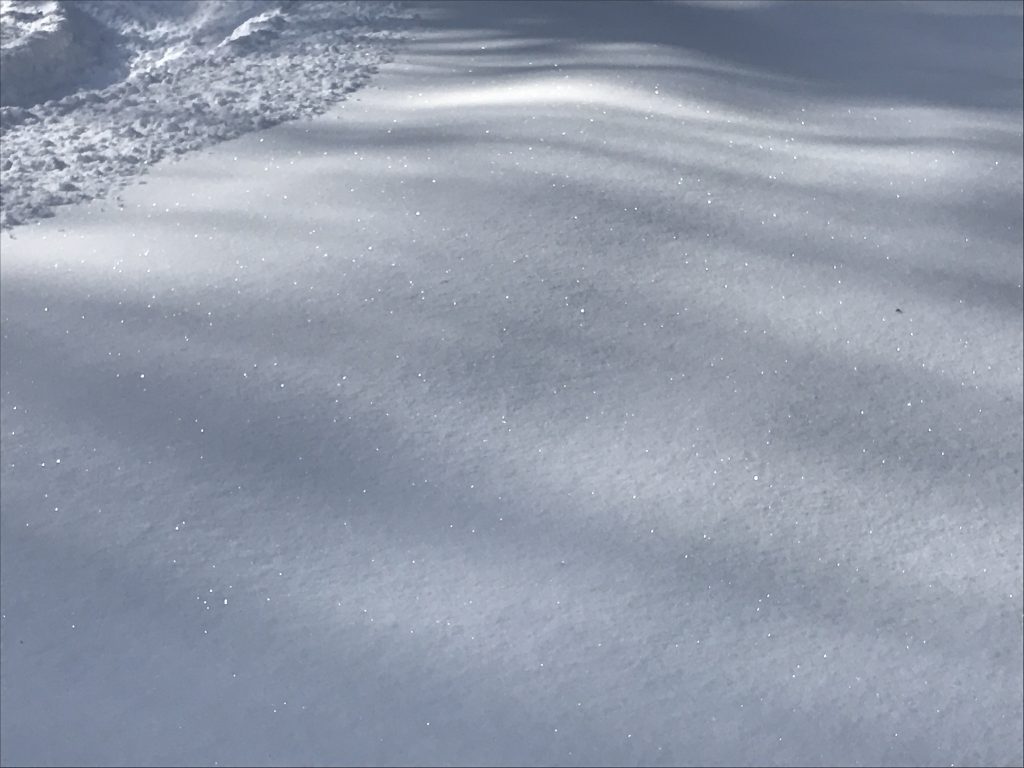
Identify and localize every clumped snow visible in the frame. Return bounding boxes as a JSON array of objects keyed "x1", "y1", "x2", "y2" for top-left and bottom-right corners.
[{"x1": 0, "y1": 0, "x2": 408, "y2": 228}]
